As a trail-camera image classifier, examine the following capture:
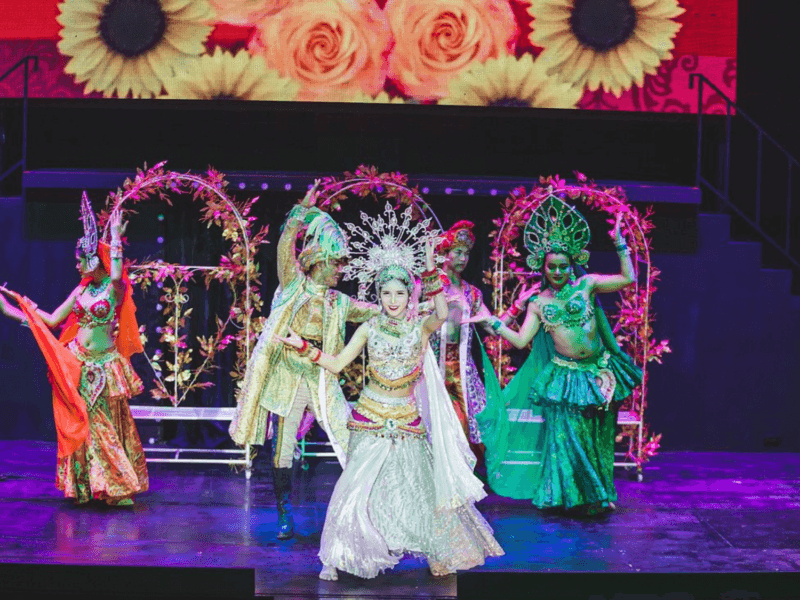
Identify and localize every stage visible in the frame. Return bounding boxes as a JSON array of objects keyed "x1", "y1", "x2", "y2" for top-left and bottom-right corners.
[{"x1": 0, "y1": 441, "x2": 799, "y2": 599}]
